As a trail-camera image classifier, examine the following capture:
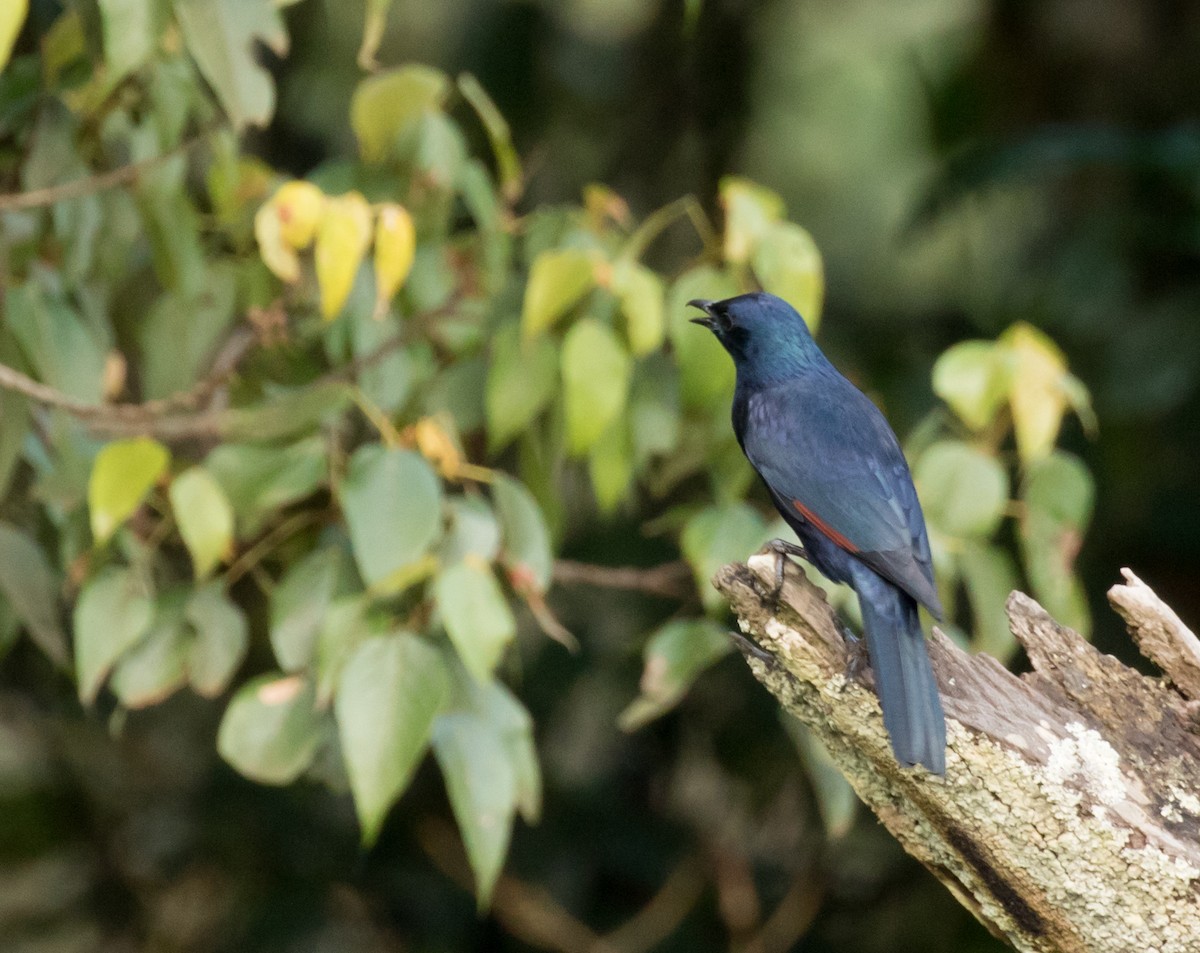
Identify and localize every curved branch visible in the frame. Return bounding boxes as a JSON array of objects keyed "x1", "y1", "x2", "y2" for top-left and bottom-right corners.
[{"x1": 714, "y1": 555, "x2": 1200, "y2": 953}]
